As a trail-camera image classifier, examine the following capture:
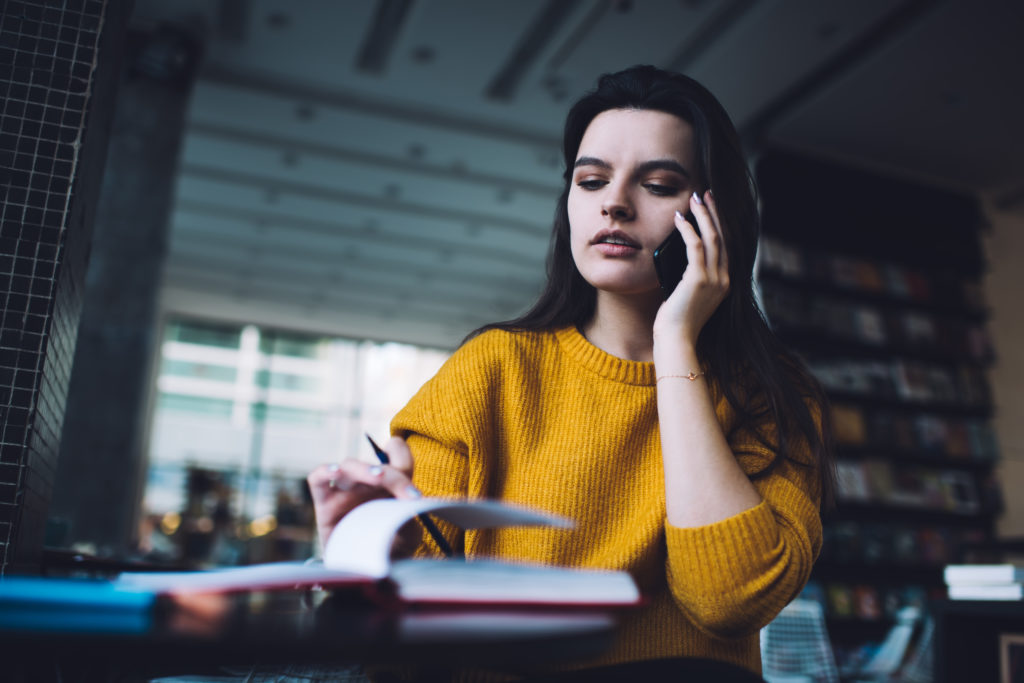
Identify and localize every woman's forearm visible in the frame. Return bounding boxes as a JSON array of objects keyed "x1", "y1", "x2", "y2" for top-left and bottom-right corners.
[{"x1": 654, "y1": 337, "x2": 761, "y2": 527}]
